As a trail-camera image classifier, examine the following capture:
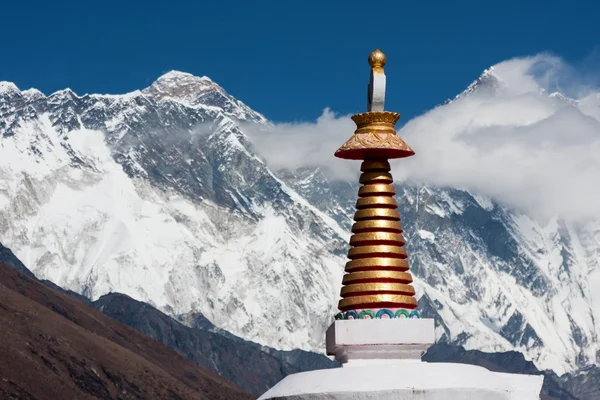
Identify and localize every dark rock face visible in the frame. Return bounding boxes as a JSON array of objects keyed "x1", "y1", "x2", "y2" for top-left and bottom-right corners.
[
  {"x1": 500, "y1": 310, "x2": 544, "y2": 348},
  {"x1": 0, "y1": 242, "x2": 34, "y2": 277},
  {"x1": 560, "y1": 366, "x2": 600, "y2": 400},
  {"x1": 0, "y1": 261, "x2": 252, "y2": 400},
  {"x1": 92, "y1": 292, "x2": 337, "y2": 397}
]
